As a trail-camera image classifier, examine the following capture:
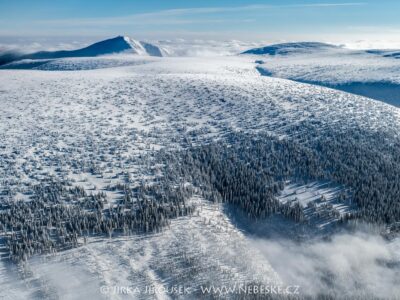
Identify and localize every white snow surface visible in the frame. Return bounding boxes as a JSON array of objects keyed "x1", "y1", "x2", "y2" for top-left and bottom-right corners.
[
  {"x1": 277, "y1": 181, "x2": 355, "y2": 229},
  {"x1": 0, "y1": 198, "x2": 281, "y2": 299},
  {"x1": 1, "y1": 55, "x2": 400, "y2": 299},
  {"x1": 252, "y1": 48, "x2": 400, "y2": 85}
]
